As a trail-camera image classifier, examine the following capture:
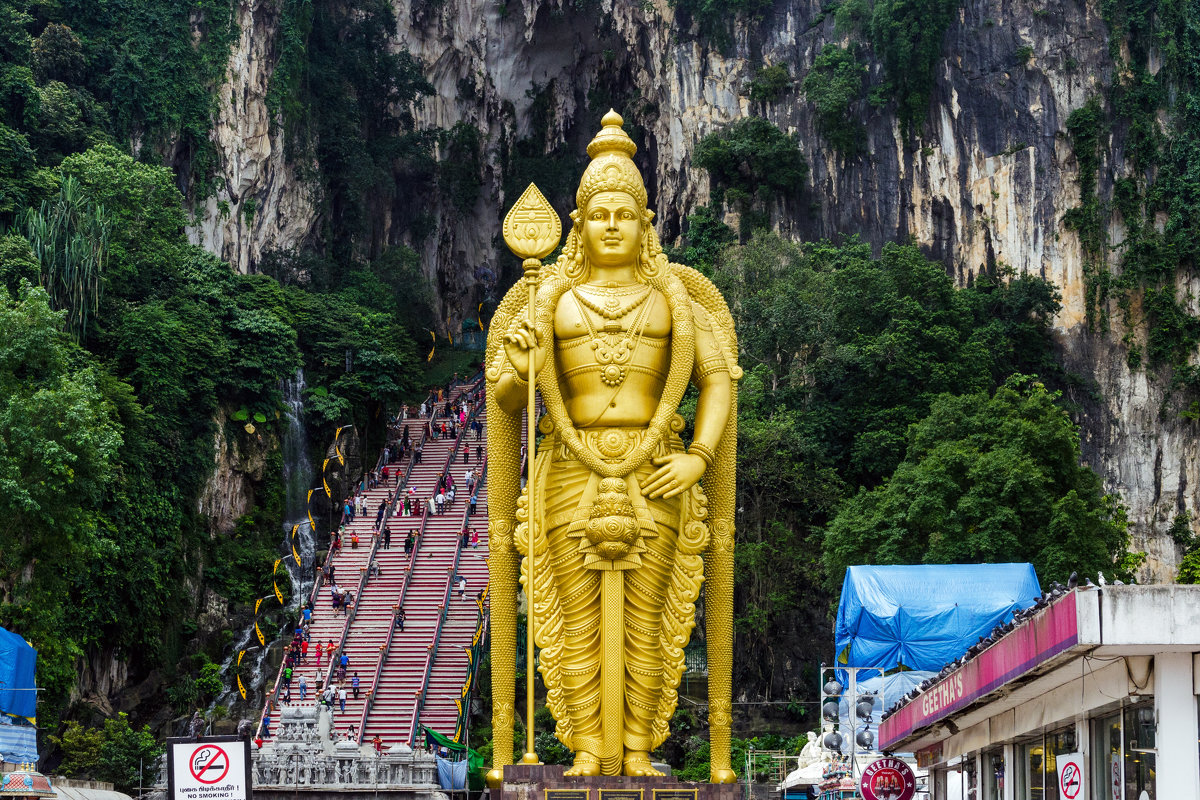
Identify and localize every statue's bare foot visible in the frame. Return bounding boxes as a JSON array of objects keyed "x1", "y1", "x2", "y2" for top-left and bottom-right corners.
[
  {"x1": 564, "y1": 752, "x2": 601, "y2": 776},
  {"x1": 623, "y1": 752, "x2": 664, "y2": 777}
]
